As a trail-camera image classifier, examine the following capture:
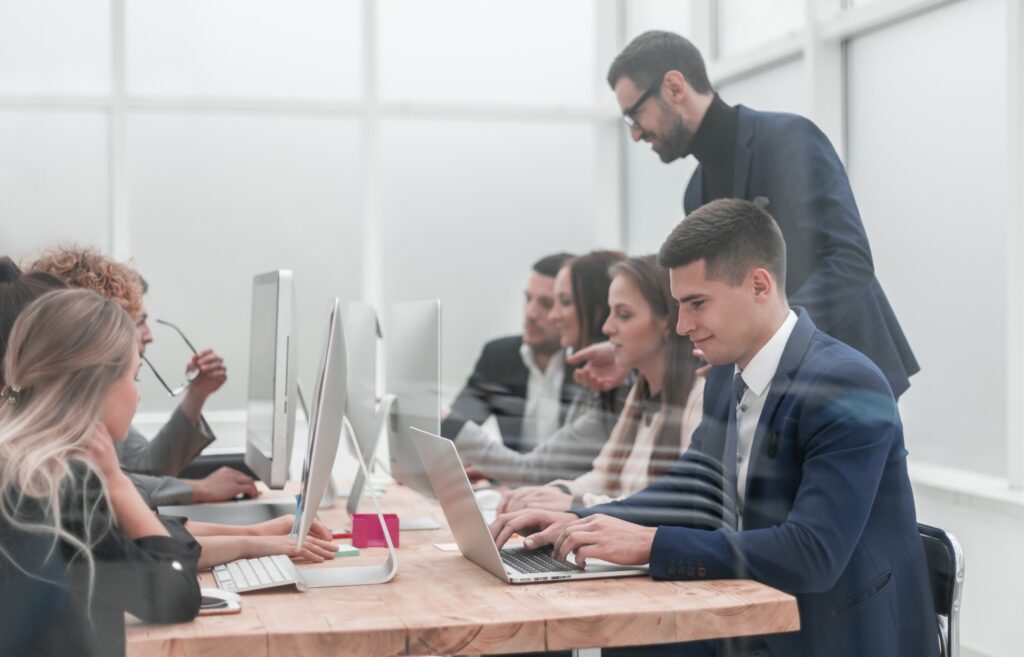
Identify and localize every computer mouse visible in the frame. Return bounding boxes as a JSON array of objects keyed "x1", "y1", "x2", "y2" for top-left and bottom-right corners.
[{"x1": 473, "y1": 488, "x2": 502, "y2": 509}]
